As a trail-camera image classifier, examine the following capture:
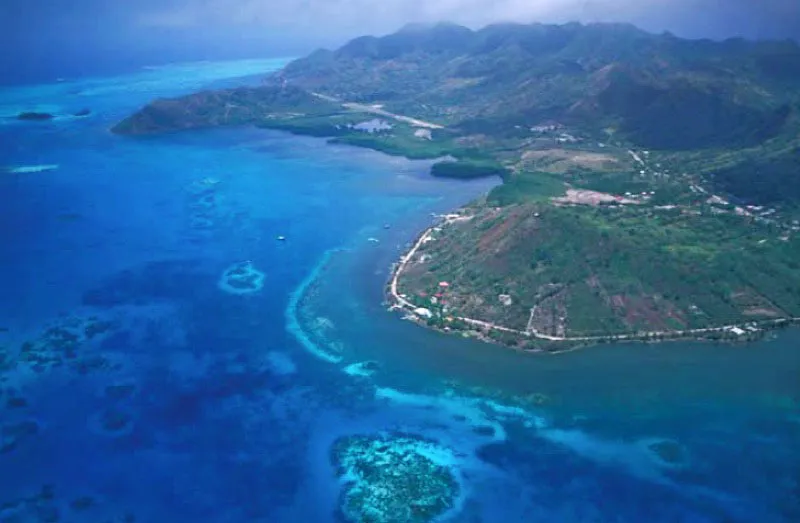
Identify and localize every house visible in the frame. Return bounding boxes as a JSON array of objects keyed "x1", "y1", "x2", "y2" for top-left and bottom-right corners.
[
  {"x1": 726, "y1": 326, "x2": 746, "y2": 336},
  {"x1": 414, "y1": 308, "x2": 433, "y2": 319}
]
